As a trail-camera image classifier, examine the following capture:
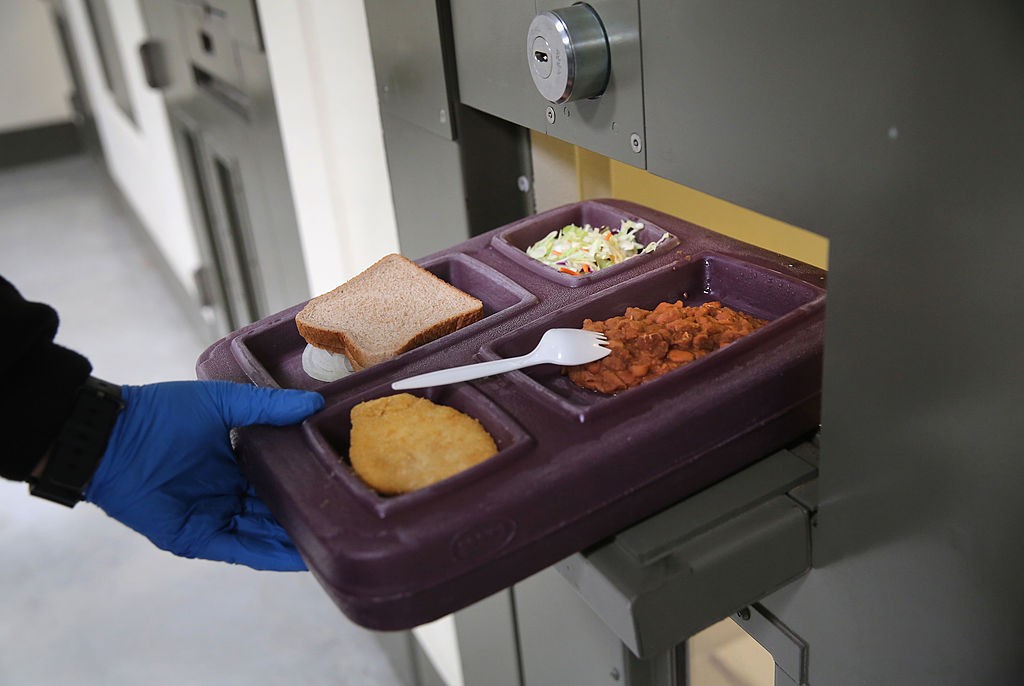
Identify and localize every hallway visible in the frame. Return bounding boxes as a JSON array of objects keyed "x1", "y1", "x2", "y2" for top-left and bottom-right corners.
[{"x1": 0, "y1": 154, "x2": 400, "y2": 686}]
